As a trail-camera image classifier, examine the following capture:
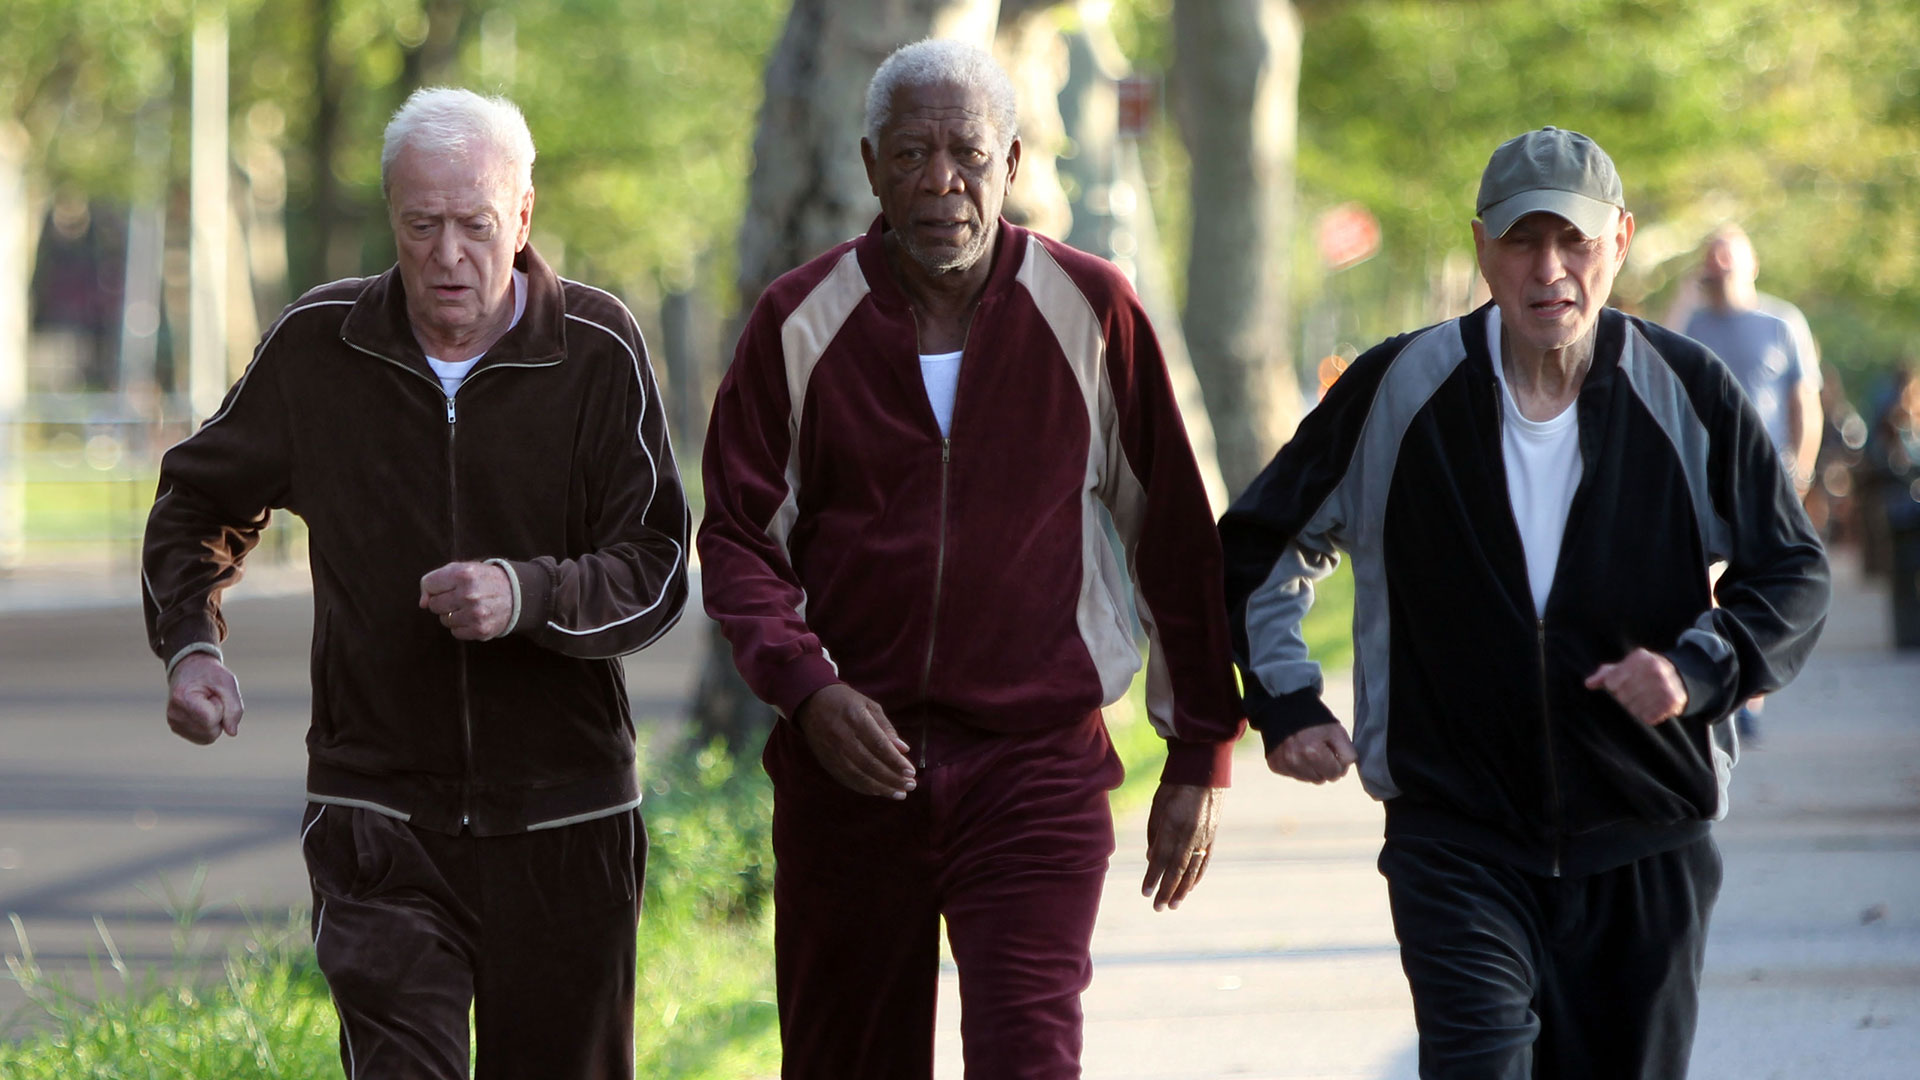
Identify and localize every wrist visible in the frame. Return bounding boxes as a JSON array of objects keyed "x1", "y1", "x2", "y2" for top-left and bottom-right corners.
[{"x1": 166, "y1": 642, "x2": 224, "y2": 681}]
